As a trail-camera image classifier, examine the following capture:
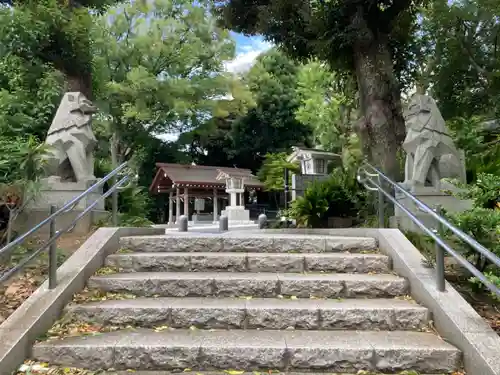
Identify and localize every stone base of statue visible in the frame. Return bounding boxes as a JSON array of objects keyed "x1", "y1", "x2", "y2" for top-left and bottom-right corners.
[
  {"x1": 390, "y1": 181, "x2": 473, "y2": 233},
  {"x1": 18, "y1": 176, "x2": 108, "y2": 235},
  {"x1": 221, "y1": 206, "x2": 253, "y2": 224}
]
